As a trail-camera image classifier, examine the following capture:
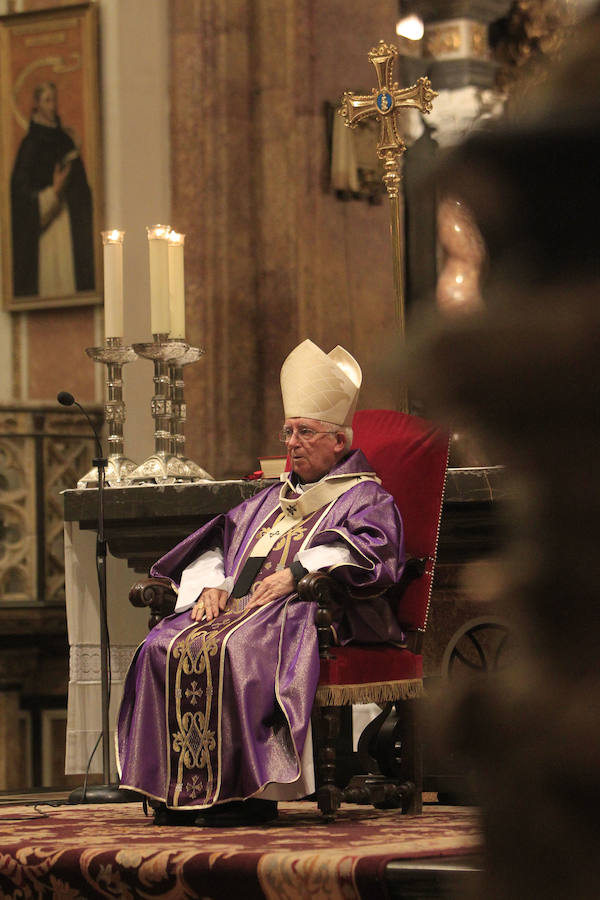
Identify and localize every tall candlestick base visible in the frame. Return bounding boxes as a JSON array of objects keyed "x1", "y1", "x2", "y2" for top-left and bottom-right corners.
[
  {"x1": 78, "y1": 339, "x2": 139, "y2": 488},
  {"x1": 170, "y1": 345, "x2": 214, "y2": 481},
  {"x1": 128, "y1": 335, "x2": 194, "y2": 483}
]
